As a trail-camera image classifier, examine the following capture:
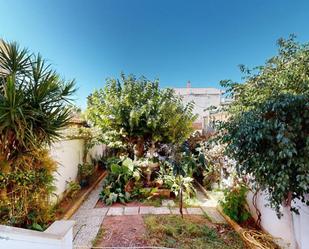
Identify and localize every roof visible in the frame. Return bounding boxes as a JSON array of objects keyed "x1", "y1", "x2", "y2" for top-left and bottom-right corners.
[{"x1": 173, "y1": 87, "x2": 223, "y2": 95}]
